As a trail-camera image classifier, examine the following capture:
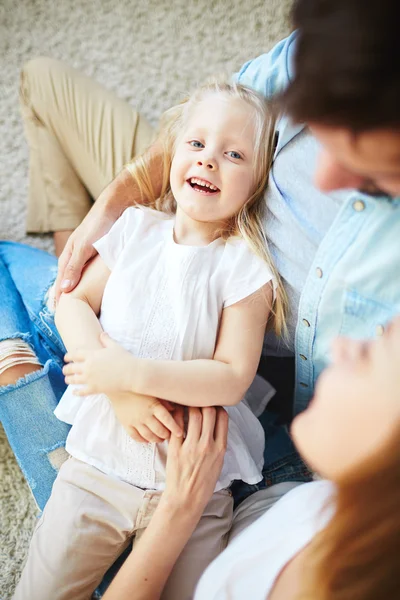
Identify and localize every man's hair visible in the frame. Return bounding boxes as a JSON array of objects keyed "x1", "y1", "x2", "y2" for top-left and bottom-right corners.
[{"x1": 281, "y1": 0, "x2": 400, "y2": 131}]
